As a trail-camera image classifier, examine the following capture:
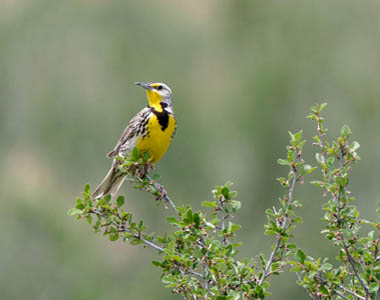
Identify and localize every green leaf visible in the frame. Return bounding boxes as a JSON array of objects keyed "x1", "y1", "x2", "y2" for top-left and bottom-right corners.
[
  {"x1": 319, "y1": 284, "x2": 329, "y2": 295},
  {"x1": 350, "y1": 141, "x2": 360, "y2": 152},
  {"x1": 231, "y1": 242, "x2": 243, "y2": 248},
  {"x1": 142, "y1": 151, "x2": 149, "y2": 161},
  {"x1": 336, "y1": 176, "x2": 348, "y2": 187},
  {"x1": 116, "y1": 195, "x2": 125, "y2": 208},
  {"x1": 310, "y1": 105, "x2": 318, "y2": 113},
  {"x1": 271, "y1": 262, "x2": 280, "y2": 271},
  {"x1": 302, "y1": 164, "x2": 316, "y2": 176},
  {"x1": 227, "y1": 222, "x2": 241, "y2": 233},
  {"x1": 290, "y1": 266, "x2": 302, "y2": 272},
  {"x1": 296, "y1": 248, "x2": 306, "y2": 264},
  {"x1": 75, "y1": 198, "x2": 85, "y2": 209},
  {"x1": 152, "y1": 261, "x2": 162, "y2": 267},
  {"x1": 104, "y1": 194, "x2": 111, "y2": 203},
  {"x1": 326, "y1": 156, "x2": 335, "y2": 167},
  {"x1": 131, "y1": 147, "x2": 139, "y2": 161},
  {"x1": 320, "y1": 103, "x2": 327, "y2": 112},
  {"x1": 84, "y1": 183, "x2": 90, "y2": 194},
  {"x1": 231, "y1": 200, "x2": 241, "y2": 211},
  {"x1": 138, "y1": 220, "x2": 144, "y2": 230},
  {"x1": 277, "y1": 159, "x2": 290, "y2": 166},
  {"x1": 202, "y1": 201, "x2": 216, "y2": 208},
  {"x1": 292, "y1": 216, "x2": 303, "y2": 223},
  {"x1": 264, "y1": 230, "x2": 277, "y2": 236},
  {"x1": 109, "y1": 232, "x2": 119, "y2": 241},
  {"x1": 86, "y1": 214, "x2": 92, "y2": 224},
  {"x1": 229, "y1": 191, "x2": 238, "y2": 199},
  {"x1": 320, "y1": 263, "x2": 332, "y2": 271},
  {"x1": 167, "y1": 217, "x2": 180, "y2": 226},
  {"x1": 370, "y1": 282, "x2": 379, "y2": 293},
  {"x1": 205, "y1": 222, "x2": 215, "y2": 228},
  {"x1": 225, "y1": 181, "x2": 233, "y2": 188},
  {"x1": 225, "y1": 244, "x2": 233, "y2": 256},
  {"x1": 221, "y1": 187, "x2": 229, "y2": 199},
  {"x1": 227, "y1": 294, "x2": 240, "y2": 300},
  {"x1": 312, "y1": 135, "x2": 320, "y2": 143},
  {"x1": 193, "y1": 213, "x2": 200, "y2": 228},
  {"x1": 67, "y1": 208, "x2": 82, "y2": 215},
  {"x1": 186, "y1": 209, "x2": 193, "y2": 223},
  {"x1": 341, "y1": 124, "x2": 352, "y2": 138},
  {"x1": 152, "y1": 173, "x2": 161, "y2": 180},
  {"x1": 310, "y1": 180, "x2": 322, "y2": 187},
  {"x1": 293, "y1": 130, "x2": 303, "y2": 145},
  {"x1": 162, "y1": 275, "x2": 176, "y2": 285}
]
